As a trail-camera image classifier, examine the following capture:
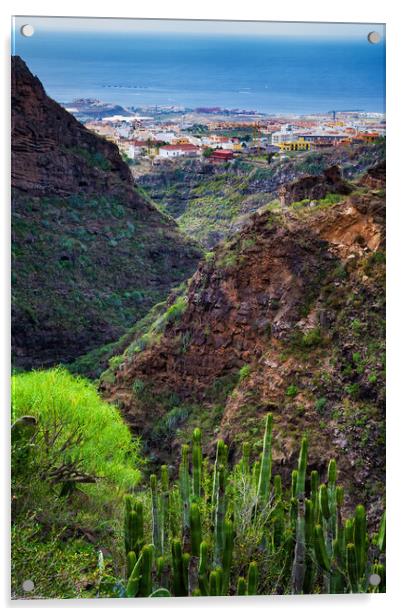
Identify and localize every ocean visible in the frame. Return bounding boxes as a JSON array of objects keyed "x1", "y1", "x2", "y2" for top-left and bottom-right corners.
[{"x1": 13, "y1": 30, "x2": 386, "y2": 114}]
